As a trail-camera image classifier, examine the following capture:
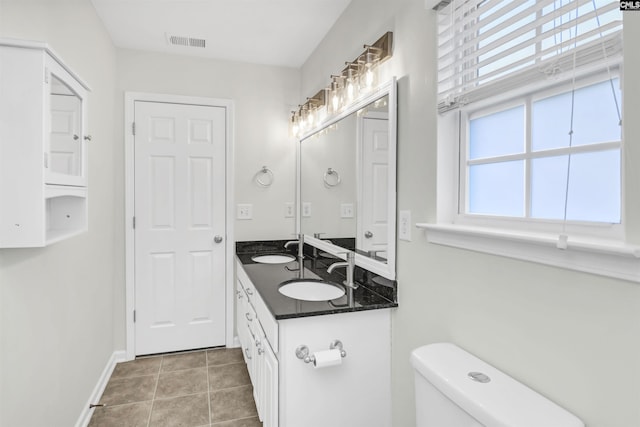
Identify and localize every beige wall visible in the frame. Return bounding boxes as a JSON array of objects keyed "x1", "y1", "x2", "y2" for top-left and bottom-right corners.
[
  {"x1": 301, "y1": 1, "x2": 640, "y2": 426},
  {"x1": 0, "y1": 0, "x2": 118, "y2": 425}
]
